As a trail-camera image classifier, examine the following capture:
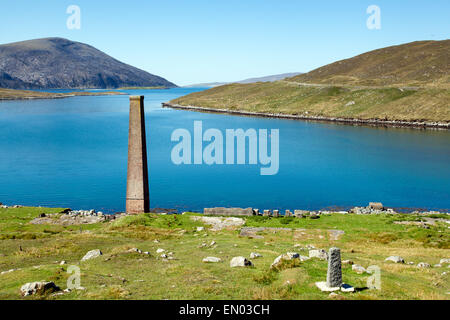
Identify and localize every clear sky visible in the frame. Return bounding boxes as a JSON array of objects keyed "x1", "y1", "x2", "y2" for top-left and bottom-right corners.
[{"x1": 0, "y1": 0, "x2": 448, "y2": 86}]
